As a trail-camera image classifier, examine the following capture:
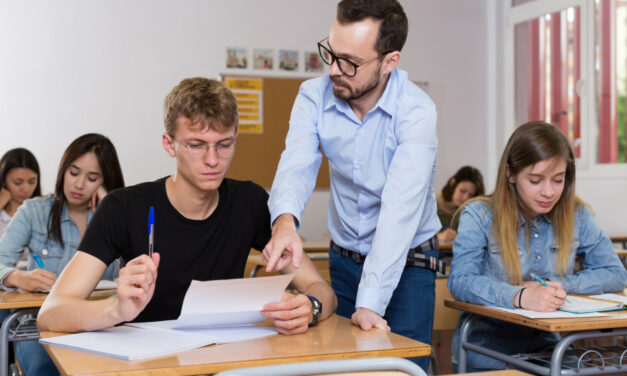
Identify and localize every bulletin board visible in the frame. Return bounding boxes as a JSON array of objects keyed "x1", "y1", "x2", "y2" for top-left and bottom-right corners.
[{"x1": 223, "y1": 75, "x2": 330, "y2": 189}]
